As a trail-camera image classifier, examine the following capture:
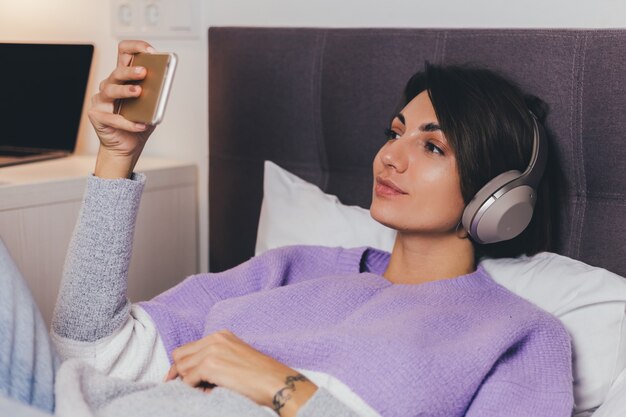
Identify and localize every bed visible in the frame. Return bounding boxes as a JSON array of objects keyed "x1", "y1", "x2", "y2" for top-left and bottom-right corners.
[{"x1": 208, "y1": 28, "x2": 626, "y2": 417}]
